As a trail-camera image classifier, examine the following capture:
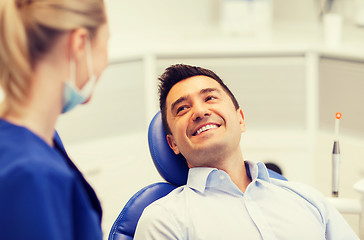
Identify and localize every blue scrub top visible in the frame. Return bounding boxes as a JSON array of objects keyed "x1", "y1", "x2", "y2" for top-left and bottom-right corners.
[{"x1": 0, "y1": 119, "x2": 103, "y2": 240}]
